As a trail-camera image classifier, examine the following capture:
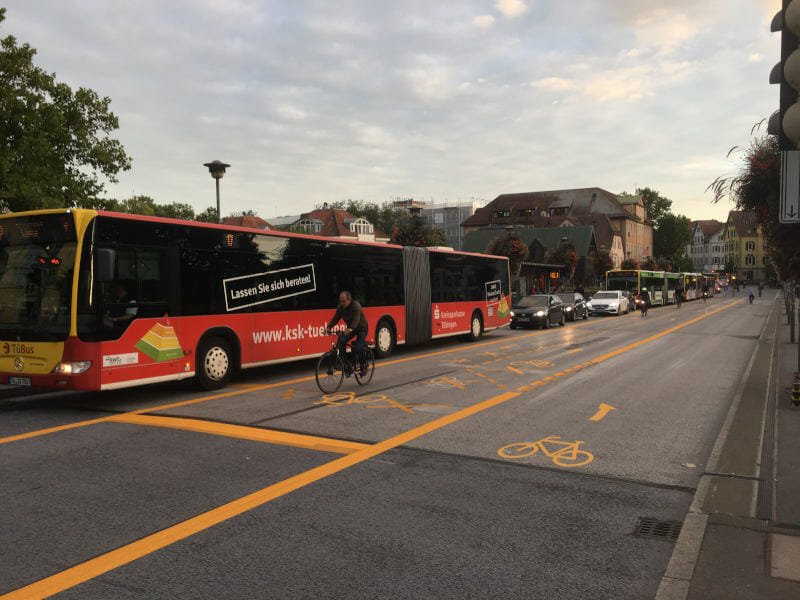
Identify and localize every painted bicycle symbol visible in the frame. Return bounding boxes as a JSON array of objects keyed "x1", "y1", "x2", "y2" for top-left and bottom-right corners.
[{"x1": 497, "y1": 436, "x2": 594, "y2": 467}]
